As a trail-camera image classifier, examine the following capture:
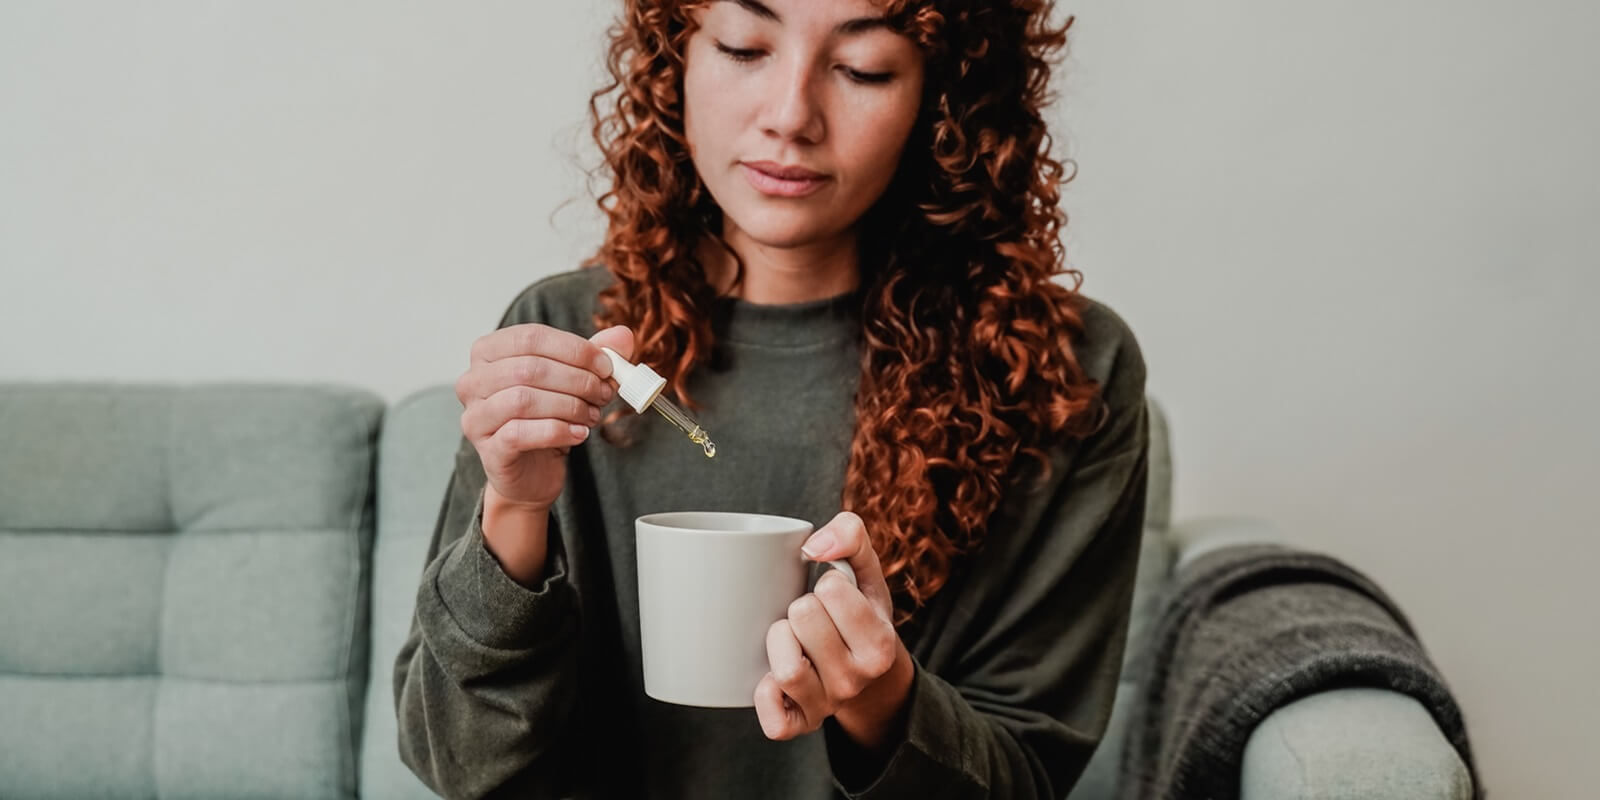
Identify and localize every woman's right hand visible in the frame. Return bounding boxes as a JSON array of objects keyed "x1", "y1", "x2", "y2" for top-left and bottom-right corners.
[{"x1": 456, "y1": 323, "x2": 635, "y2": 513}]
